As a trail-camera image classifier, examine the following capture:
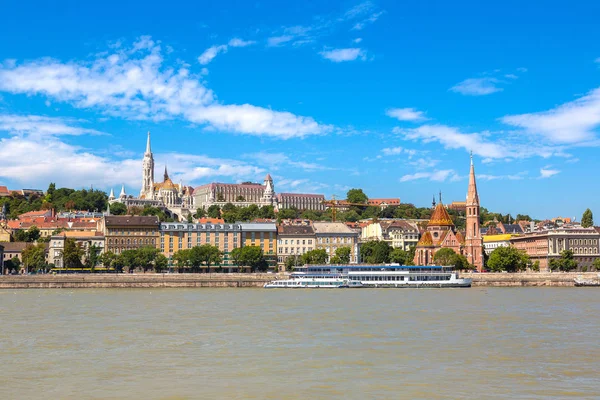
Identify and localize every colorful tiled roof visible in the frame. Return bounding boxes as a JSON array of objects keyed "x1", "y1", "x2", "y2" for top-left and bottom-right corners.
[
  {"x1": 417, "y1": 231, "x2": 434, "y2": 246},
  {"x1": 427, "y1": 203, "x2": 454, "y2": 227}
]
